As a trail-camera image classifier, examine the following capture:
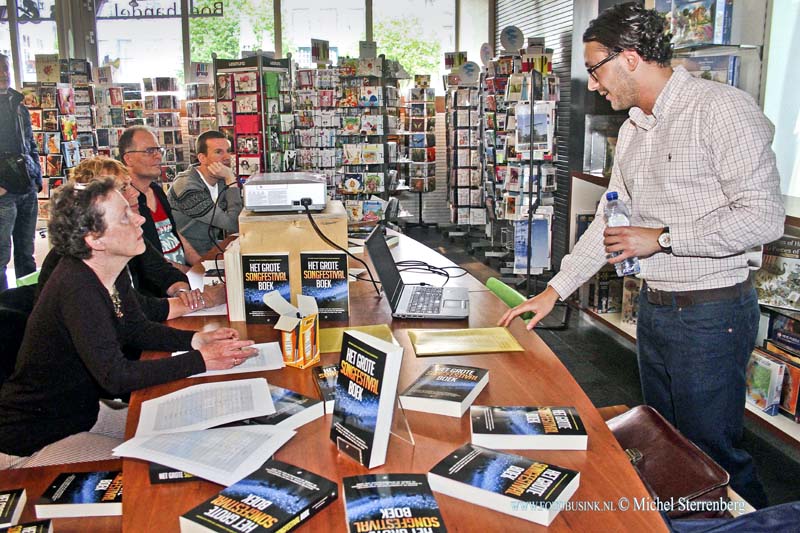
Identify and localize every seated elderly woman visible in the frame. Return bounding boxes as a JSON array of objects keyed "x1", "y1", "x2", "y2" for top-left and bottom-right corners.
[
  {"x1": 37, "y1": 156, "x2": 226, "y2": 320},
  {"x1": 0, "y1": 179, "x2": 258, "y2": 468}
]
